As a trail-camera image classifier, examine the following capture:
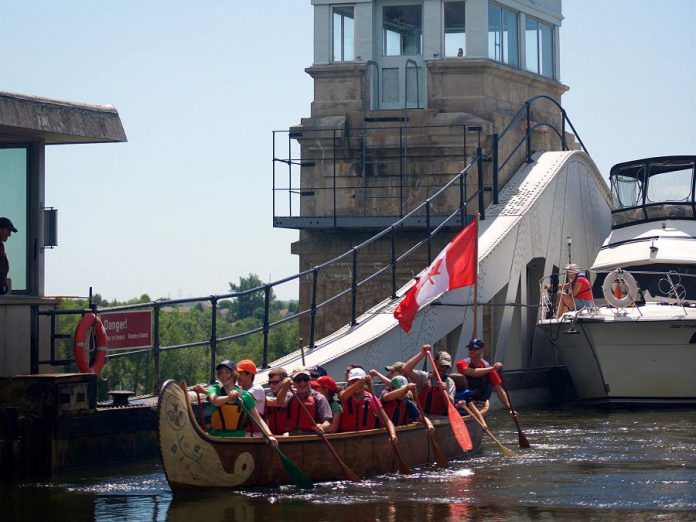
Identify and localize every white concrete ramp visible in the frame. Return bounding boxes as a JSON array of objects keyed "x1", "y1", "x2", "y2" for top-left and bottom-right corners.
[{"x1": 259, "y1": 151, "x2": 611, "y2": 383}]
